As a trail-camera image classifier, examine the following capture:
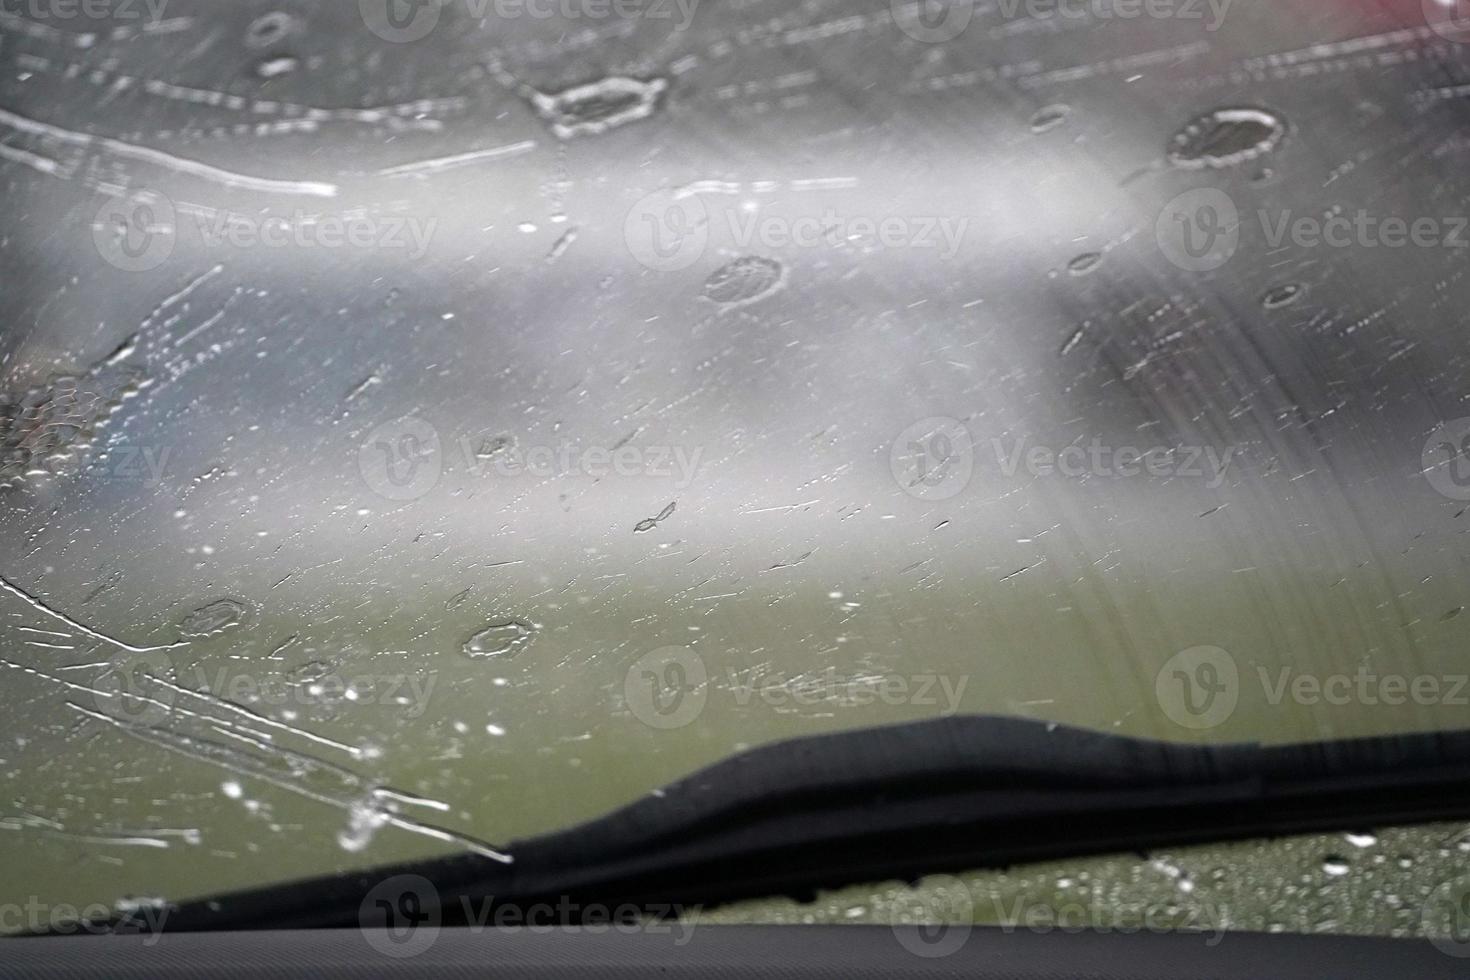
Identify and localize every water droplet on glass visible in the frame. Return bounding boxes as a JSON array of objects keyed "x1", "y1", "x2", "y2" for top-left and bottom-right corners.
[
  {"x1": 1029, "y1": 104, "x2": 1071, "y2": 134},
  {"x1": 703, "y1": 256, "x2": 786, "y2": 306},
  {"x1": 1067, "y1": 252, "x2": 1102, "y2": 276},
  {"x1": 245, "y1": 11, "x2": 295, "y2": 49},
  {"x1": 1168, "y1": 107, "x2": 1286, "y2": 169},
  {"x1": 255, "y1": 55, "x2": 299, "y2": 79},
  {"x1": 1262, "y1": 282, "x2": 1305, "y2": 309},
  {"x1": 463, "y1": 619, "x2": 537, "y2": 659},
  {"x1": 533, "y1": 76, "x2": 669, "y2": 140},
  {"x1": 1322, "y1": 856, "x2": 1351, "y2": 877},
  {"x1": 178, "y1": 598, "x2": 247, "y2": 637}
]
